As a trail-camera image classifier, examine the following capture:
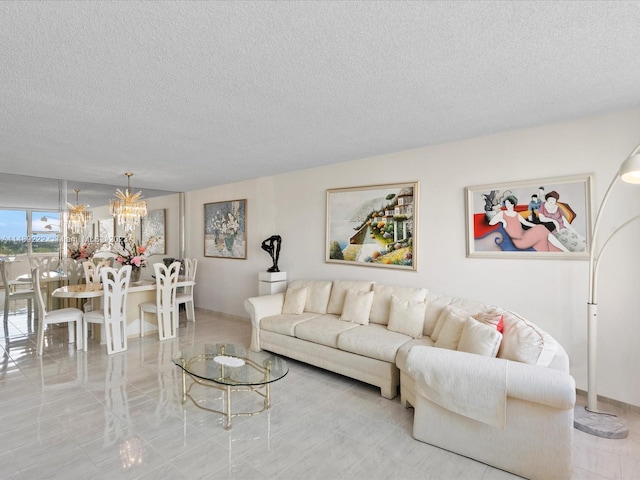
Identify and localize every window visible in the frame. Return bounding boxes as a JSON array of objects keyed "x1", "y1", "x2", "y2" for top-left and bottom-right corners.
[
  {"x1": 0, "y1": 209, "x2": 60, "y2": 256},
  {"x1": 31, "y1": 211, "x2": 60, "y2": 254}
]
